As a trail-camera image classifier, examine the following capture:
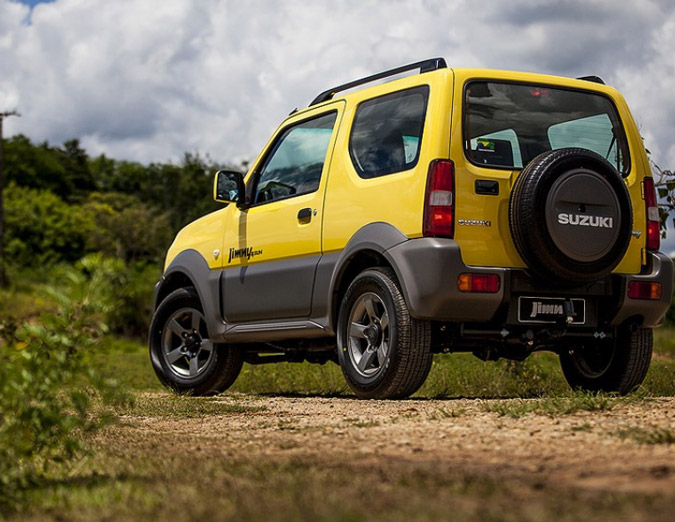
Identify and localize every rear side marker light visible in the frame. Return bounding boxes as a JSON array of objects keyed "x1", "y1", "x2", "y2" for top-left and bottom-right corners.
[
  {"x1": 627, "y1": 281, "x2": 662, "y2": 300},
  {"x1": 423, "y1": 159, "x2": 454, "y2": 238},
  {"x1": 458, "y1": 273, "x2": 501, "y2": 293},
  {"x1": 643, "y1": 177, "x2": 660, "y2": 251}
]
